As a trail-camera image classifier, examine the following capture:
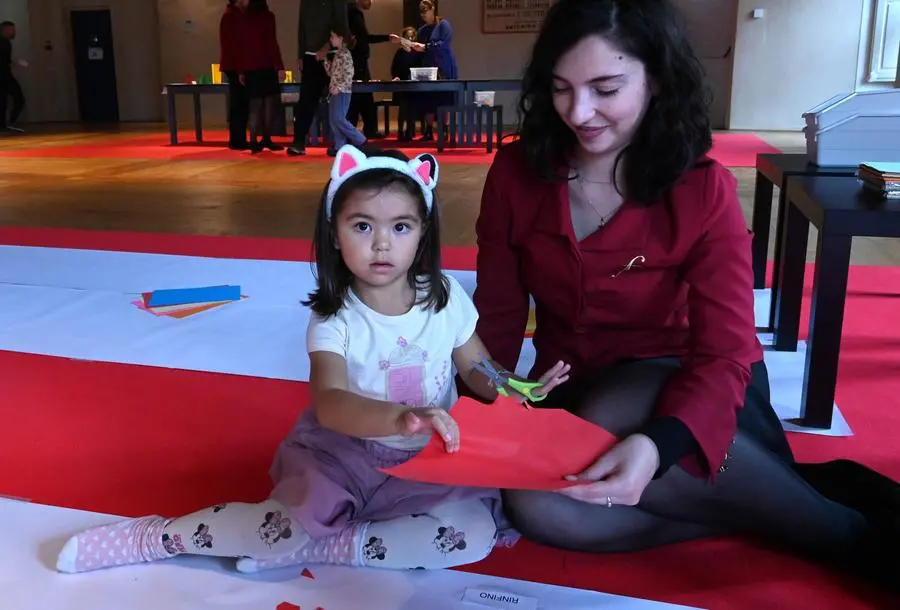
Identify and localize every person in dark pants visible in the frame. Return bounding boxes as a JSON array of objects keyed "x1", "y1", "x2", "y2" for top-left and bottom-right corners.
[
  {"x1": 389, "y1": 26, "x2": 422, "y2": 141},
  {"x1": 240, "y1": 0, "x2": 285, "y2": 153},
  {"x1": 288, "y1": 0, "x2": 349, "y2": 156},
  {"x1": 220, "y1": 0, "x2": 250, "y2": 150},
  {"x1": 0, "y1": 21, "x2": 26, "y2": 133},
  {"x1": 346, "y1": 0, "x2": 389, "y2": 139}
]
